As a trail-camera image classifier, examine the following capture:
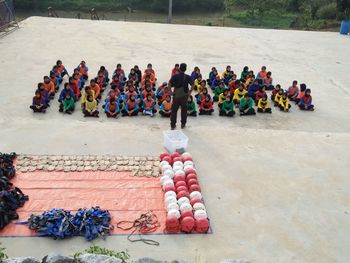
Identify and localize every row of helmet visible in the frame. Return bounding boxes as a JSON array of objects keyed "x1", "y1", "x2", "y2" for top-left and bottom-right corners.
[{"x1": 159, "y1": 152, "x2": 209, "y2": 234}]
